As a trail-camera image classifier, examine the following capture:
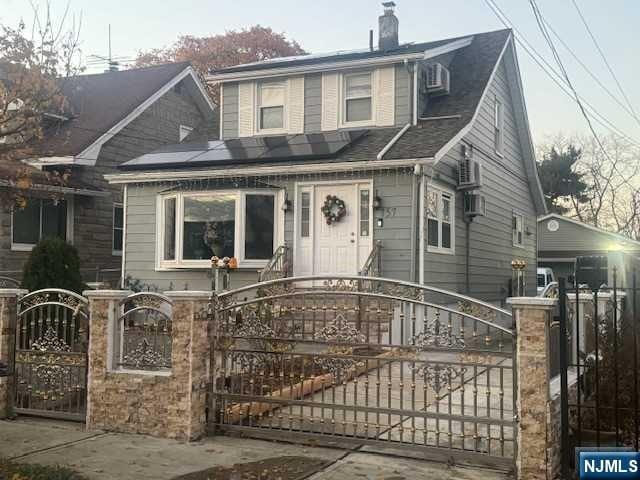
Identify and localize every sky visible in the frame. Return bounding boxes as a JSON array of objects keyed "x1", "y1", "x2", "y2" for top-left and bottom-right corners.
[{"x1": 1, "y1": 0, "x2": 639, "y2": 145}]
